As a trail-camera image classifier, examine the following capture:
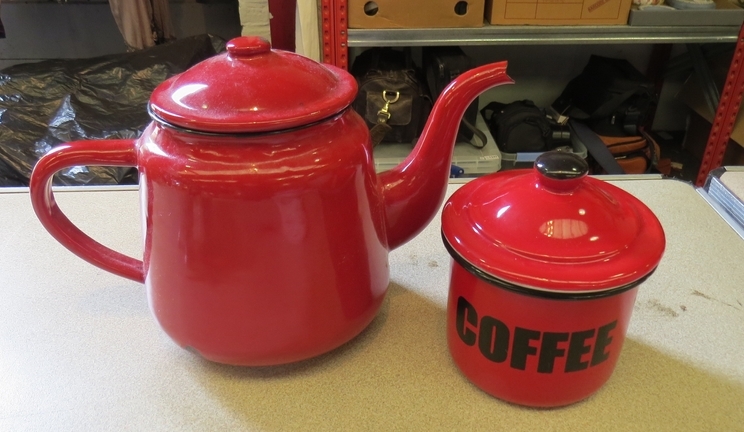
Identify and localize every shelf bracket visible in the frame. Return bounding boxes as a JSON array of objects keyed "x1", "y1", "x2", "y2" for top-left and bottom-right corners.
[
  {"x1": 322, "y1": 0, "x2": 348, "y2": 69},
  {"x1": 321, "y1": 0, "x2": 335, "y2": 64},
  {"x1": 334, "y1": 0, "x2": 349, "y2": 69}
]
